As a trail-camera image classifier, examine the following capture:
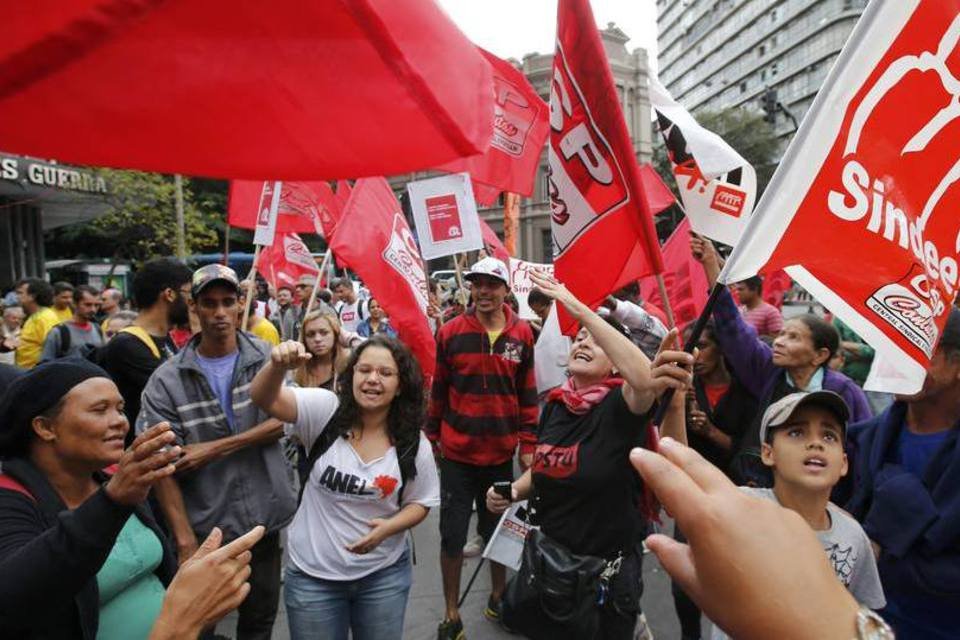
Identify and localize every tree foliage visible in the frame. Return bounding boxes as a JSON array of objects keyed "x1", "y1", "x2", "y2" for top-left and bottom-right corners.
[{"x1": 46, "y1": 170, "x2": 221, "y2": 265}]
